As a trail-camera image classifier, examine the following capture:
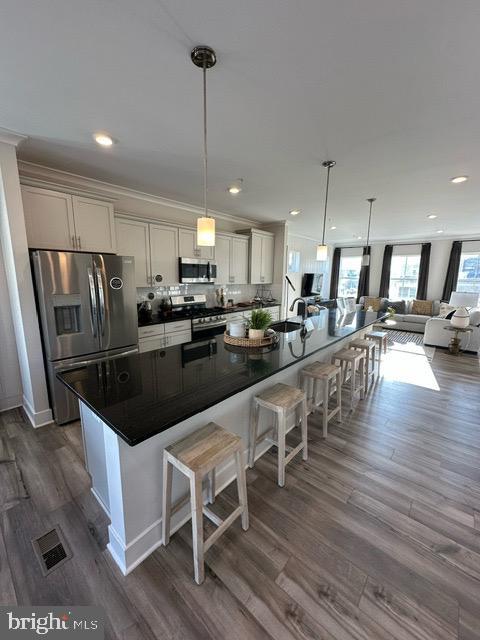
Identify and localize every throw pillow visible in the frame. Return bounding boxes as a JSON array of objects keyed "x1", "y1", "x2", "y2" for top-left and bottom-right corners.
[
  {"x1": 469, "y1": 309, "x2": 480, "y2": 327},
  {"x1": 411, "y1": 299, "x2": 433, "y2": 316},
  {"x1": 363, "y1": 296, "x2": 381, "y2": 311},
  {"x1": 438, "y1": 302, "x2": 456, "y2": 318},
  {"x1": 388, "y1": 300, "x2": 406, "y2": 314}
]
